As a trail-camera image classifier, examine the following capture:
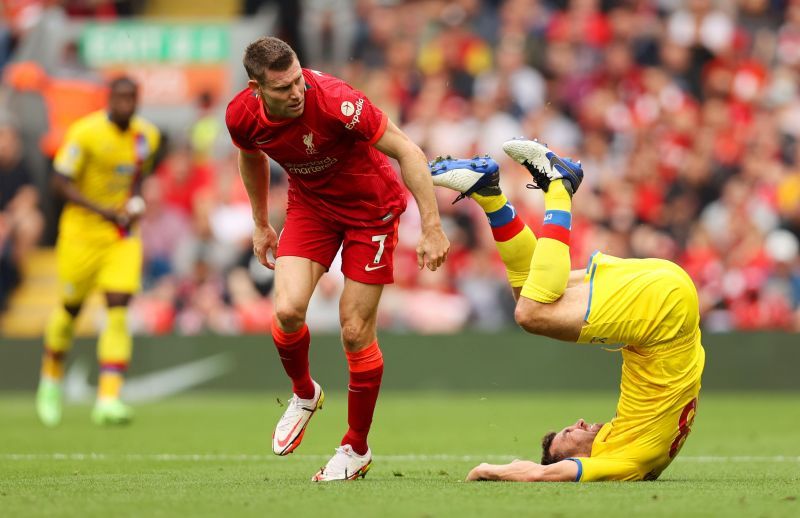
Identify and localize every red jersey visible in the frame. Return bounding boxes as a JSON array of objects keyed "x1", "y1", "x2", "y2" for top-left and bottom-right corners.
[{"x1": 225, "y1": 69, "x2": 407, "y2": 225}]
